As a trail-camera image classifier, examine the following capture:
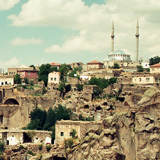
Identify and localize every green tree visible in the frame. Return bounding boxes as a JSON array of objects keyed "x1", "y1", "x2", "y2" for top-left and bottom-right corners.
[
  {"x1": 43, "y1": 108, "x2": 56, "y2": 130},
  {"x1": 149, "y1": 56, "x2": 160, "y2": 65},
  {"x1": 70, "y1": 129, "x2": 77, "y2": 138},
  {"x1": 24, "y1": 78, "x2": 29, "y2": 84},
  {"x1": 14, "y1": 74, "x2": 22, "y2": 84},
  {"x1": 27, "y1": 108, "x2": 47, "y2": 130},
  {"x1": 58, "y1": 82, "x2": 65, "y2": 97},
  {"x1": 137, "y1": 65, "x2": 144, "y2": 72},
  {"x1": 59, "y1": 64, "x2": 69, "y2": 82},
  {"x1": 30, "y1": 65, "x2": 36, "y2": 70},
  {"x1": 112, "y1": 63, "x2": 120, "y2": 69},
  {"x1": 55, "y1": 105, "x2": 72, "y2": 121},
  {"x1": 38, "y1": 64, "x2": 55, "y2": 86}
]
